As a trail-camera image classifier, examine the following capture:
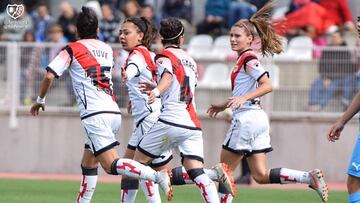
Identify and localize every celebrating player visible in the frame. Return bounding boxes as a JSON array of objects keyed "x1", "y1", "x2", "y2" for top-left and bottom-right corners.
[
  {"x1": 206, "y1": 2, "x2": 328, "y2": 202},
  {"x1": 30, "y1": 7, "x2": 171, "y2": 203}
]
